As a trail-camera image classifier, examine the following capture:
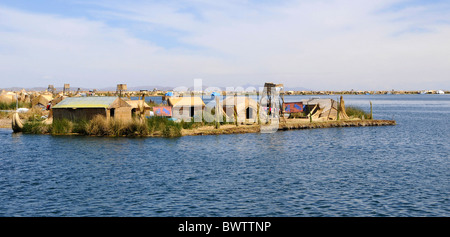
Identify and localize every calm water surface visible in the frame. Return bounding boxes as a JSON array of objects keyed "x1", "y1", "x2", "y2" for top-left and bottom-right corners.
[{"x1": 0, "y1": 94, "x2": 449, "y2": 216}]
